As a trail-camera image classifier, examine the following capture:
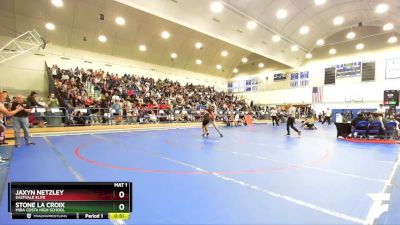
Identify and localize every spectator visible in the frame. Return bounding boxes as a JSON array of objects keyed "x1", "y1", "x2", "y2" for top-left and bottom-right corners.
[
  {"x1": 111, "y1": 100, "x2": 122, "y2": 125},
  {"x1": 376, "y1": 104, "x2": 385, "y2": 116},
  {"x1": 84, "y1": 96, "x2": 94, "y2": 107},
  {"x1": 369, "y1": 112, "x2": 386, "y2": 134},
  {"x1": 51, "y1": 64, "x2": 59, "y2": 77},
  {"x1": 124, "y1": 99, "x2": 133, "y2": 124},
  {"x1": 53, "y1": 65, "x2": 251, "y2": 124},
  {"x1": 322, "y1": 108, "x2": 332, "y2": 125},
  {"x1": 46, "y1": 93, "x2": 61, "y2": 126},
  {"x1": 27, "y1": 91, "x2": 46, "y2": 127},
  {"x1": 351, "y1": 113, "x2": 365, "y2": 128},
  {"x1": 270, "y1": 107, "x2": 279, "y2": 127}
]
